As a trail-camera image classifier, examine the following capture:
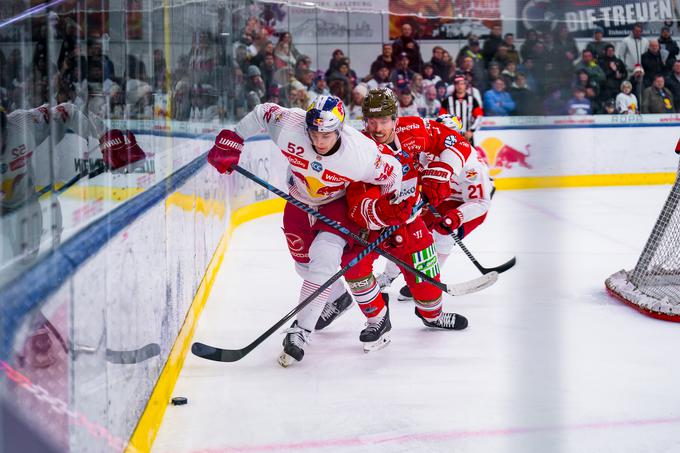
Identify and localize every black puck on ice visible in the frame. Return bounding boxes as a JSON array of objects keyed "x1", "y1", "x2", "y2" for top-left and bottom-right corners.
[{"x1": 171, "y1": 397, "x2": 188, "y2": 406}]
